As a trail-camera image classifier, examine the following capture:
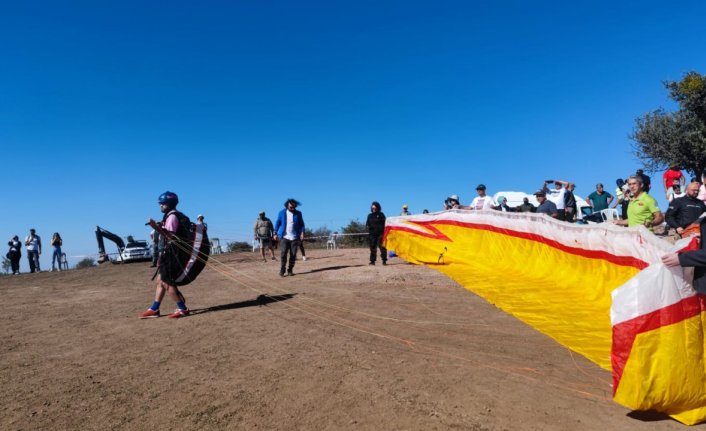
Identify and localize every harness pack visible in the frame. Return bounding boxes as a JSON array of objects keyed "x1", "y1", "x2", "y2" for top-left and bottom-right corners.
[
  {"x1": 255, "y1": 218, "x2": 273, "y2": 239},
  {"x1": 159, "y1": 210, "x2": 210, "y2": 286}
]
